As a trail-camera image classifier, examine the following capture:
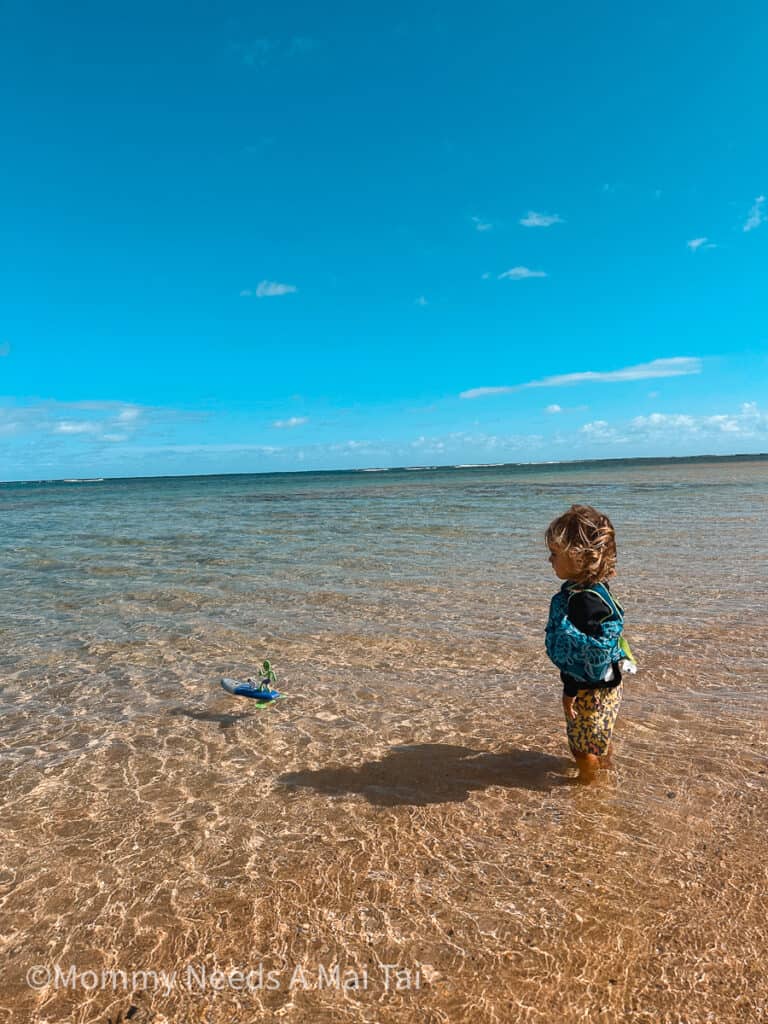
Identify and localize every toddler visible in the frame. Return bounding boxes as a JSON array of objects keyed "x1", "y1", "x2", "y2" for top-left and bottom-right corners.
[{"x1": 544, "y1": 504, "x2": 634, "y2": 782}]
